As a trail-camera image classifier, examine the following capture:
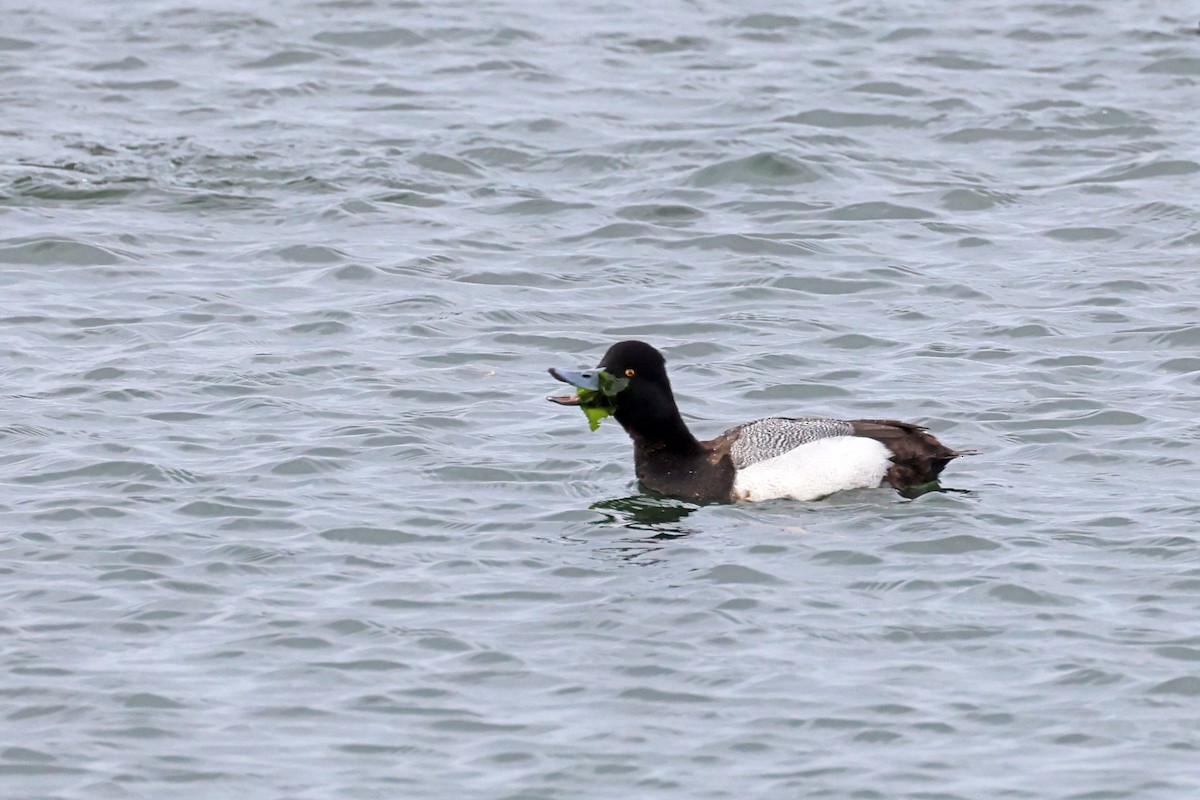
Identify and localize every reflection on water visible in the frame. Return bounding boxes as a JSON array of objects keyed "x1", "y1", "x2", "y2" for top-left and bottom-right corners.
[
  {"x1": 896, "y1": 480, "x2": 974, "y2": 500},
  {"x1": 586, "y1": 494, "x2": 704, "y2": 563},
  {"x1": 591, "y1": 493, "x2": 703, "y2": 532}
]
